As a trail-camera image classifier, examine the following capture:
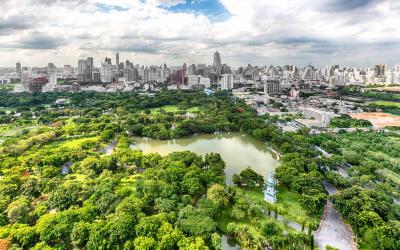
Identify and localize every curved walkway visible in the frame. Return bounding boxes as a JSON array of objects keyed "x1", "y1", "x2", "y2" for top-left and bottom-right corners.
[{"x1": 314, "y1": 181, "x2": 357, "y2": 250}]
